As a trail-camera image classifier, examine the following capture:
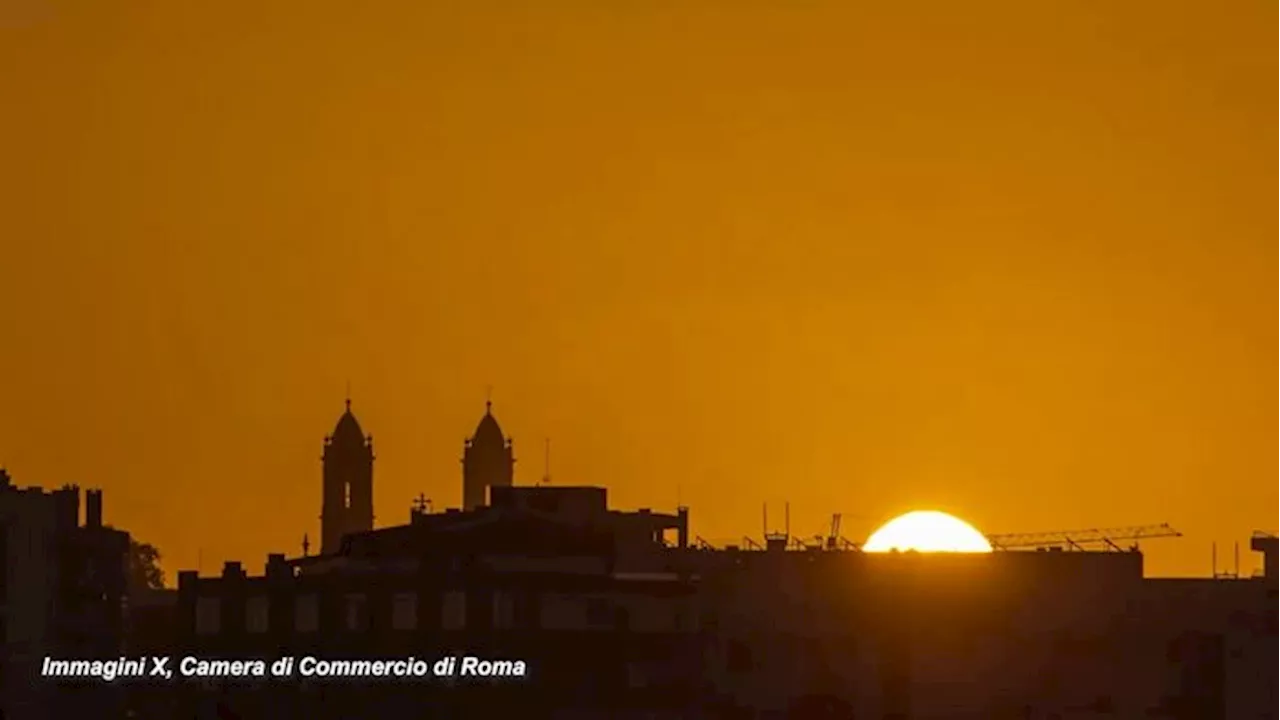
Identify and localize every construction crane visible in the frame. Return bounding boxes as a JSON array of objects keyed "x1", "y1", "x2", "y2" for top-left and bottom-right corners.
[
  {"x1": 802, "y1": 513, "x2": 858, "y2": 551},
  {"x1": 986, "y1": 523, "x2": 1181, "y2": 552}
]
